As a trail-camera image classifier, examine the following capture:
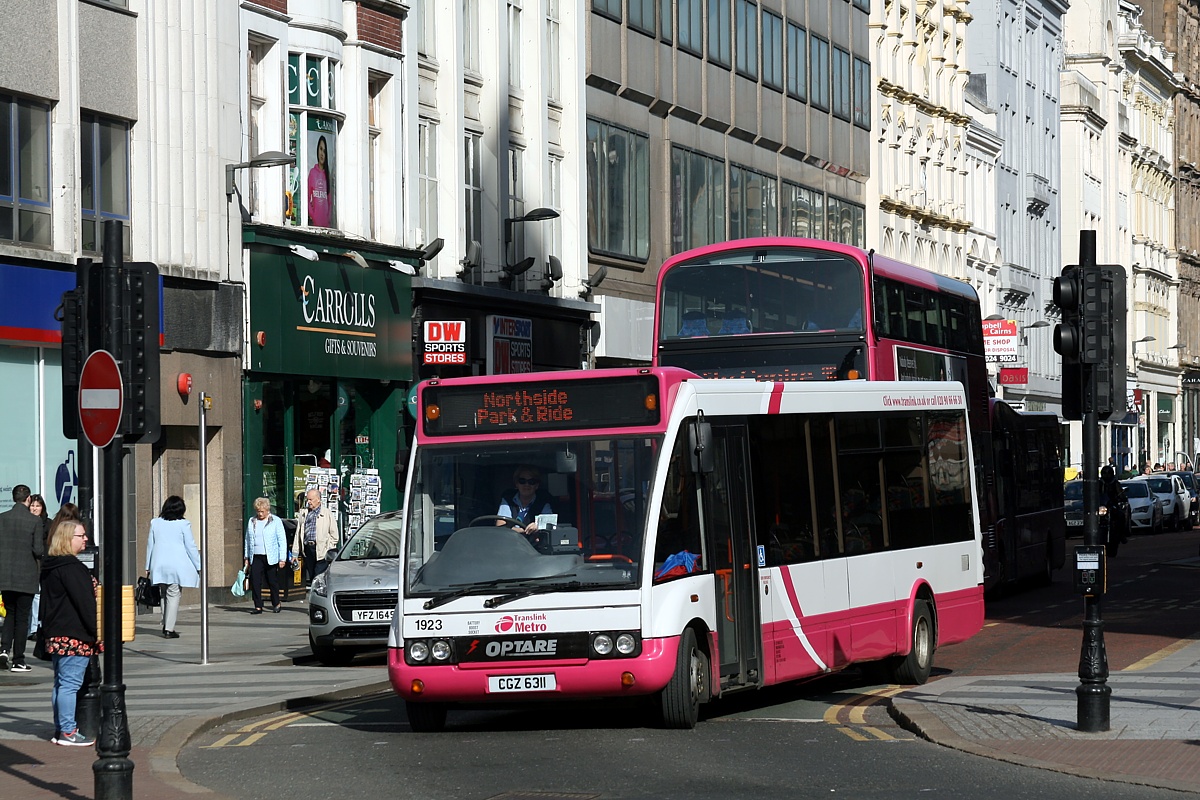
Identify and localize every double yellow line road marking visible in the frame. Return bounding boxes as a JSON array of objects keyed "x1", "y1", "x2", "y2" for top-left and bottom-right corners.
[
  {"x1": 204, "y1": 697, "x2": 371, "y2": 748},
  {"x1": 824, "y1": 685, "x2": 908, "y2": 741}
]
